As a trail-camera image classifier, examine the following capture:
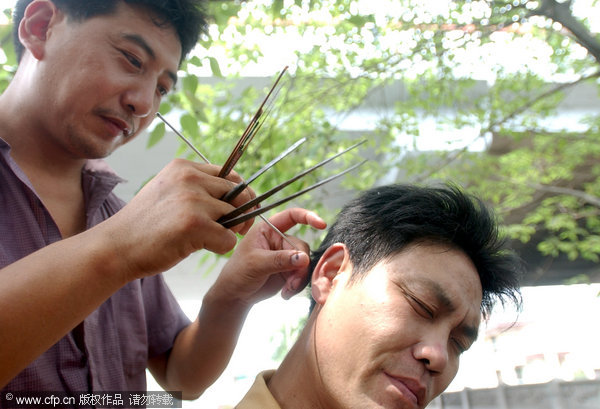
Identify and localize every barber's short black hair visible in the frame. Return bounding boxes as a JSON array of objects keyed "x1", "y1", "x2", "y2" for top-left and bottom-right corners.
[
  {"x1": 309, "y1": 183, "x2": 523, "y2": 318},
  {"x1": 12, "y1": 0, "x2": 207, "y2": 63}
]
